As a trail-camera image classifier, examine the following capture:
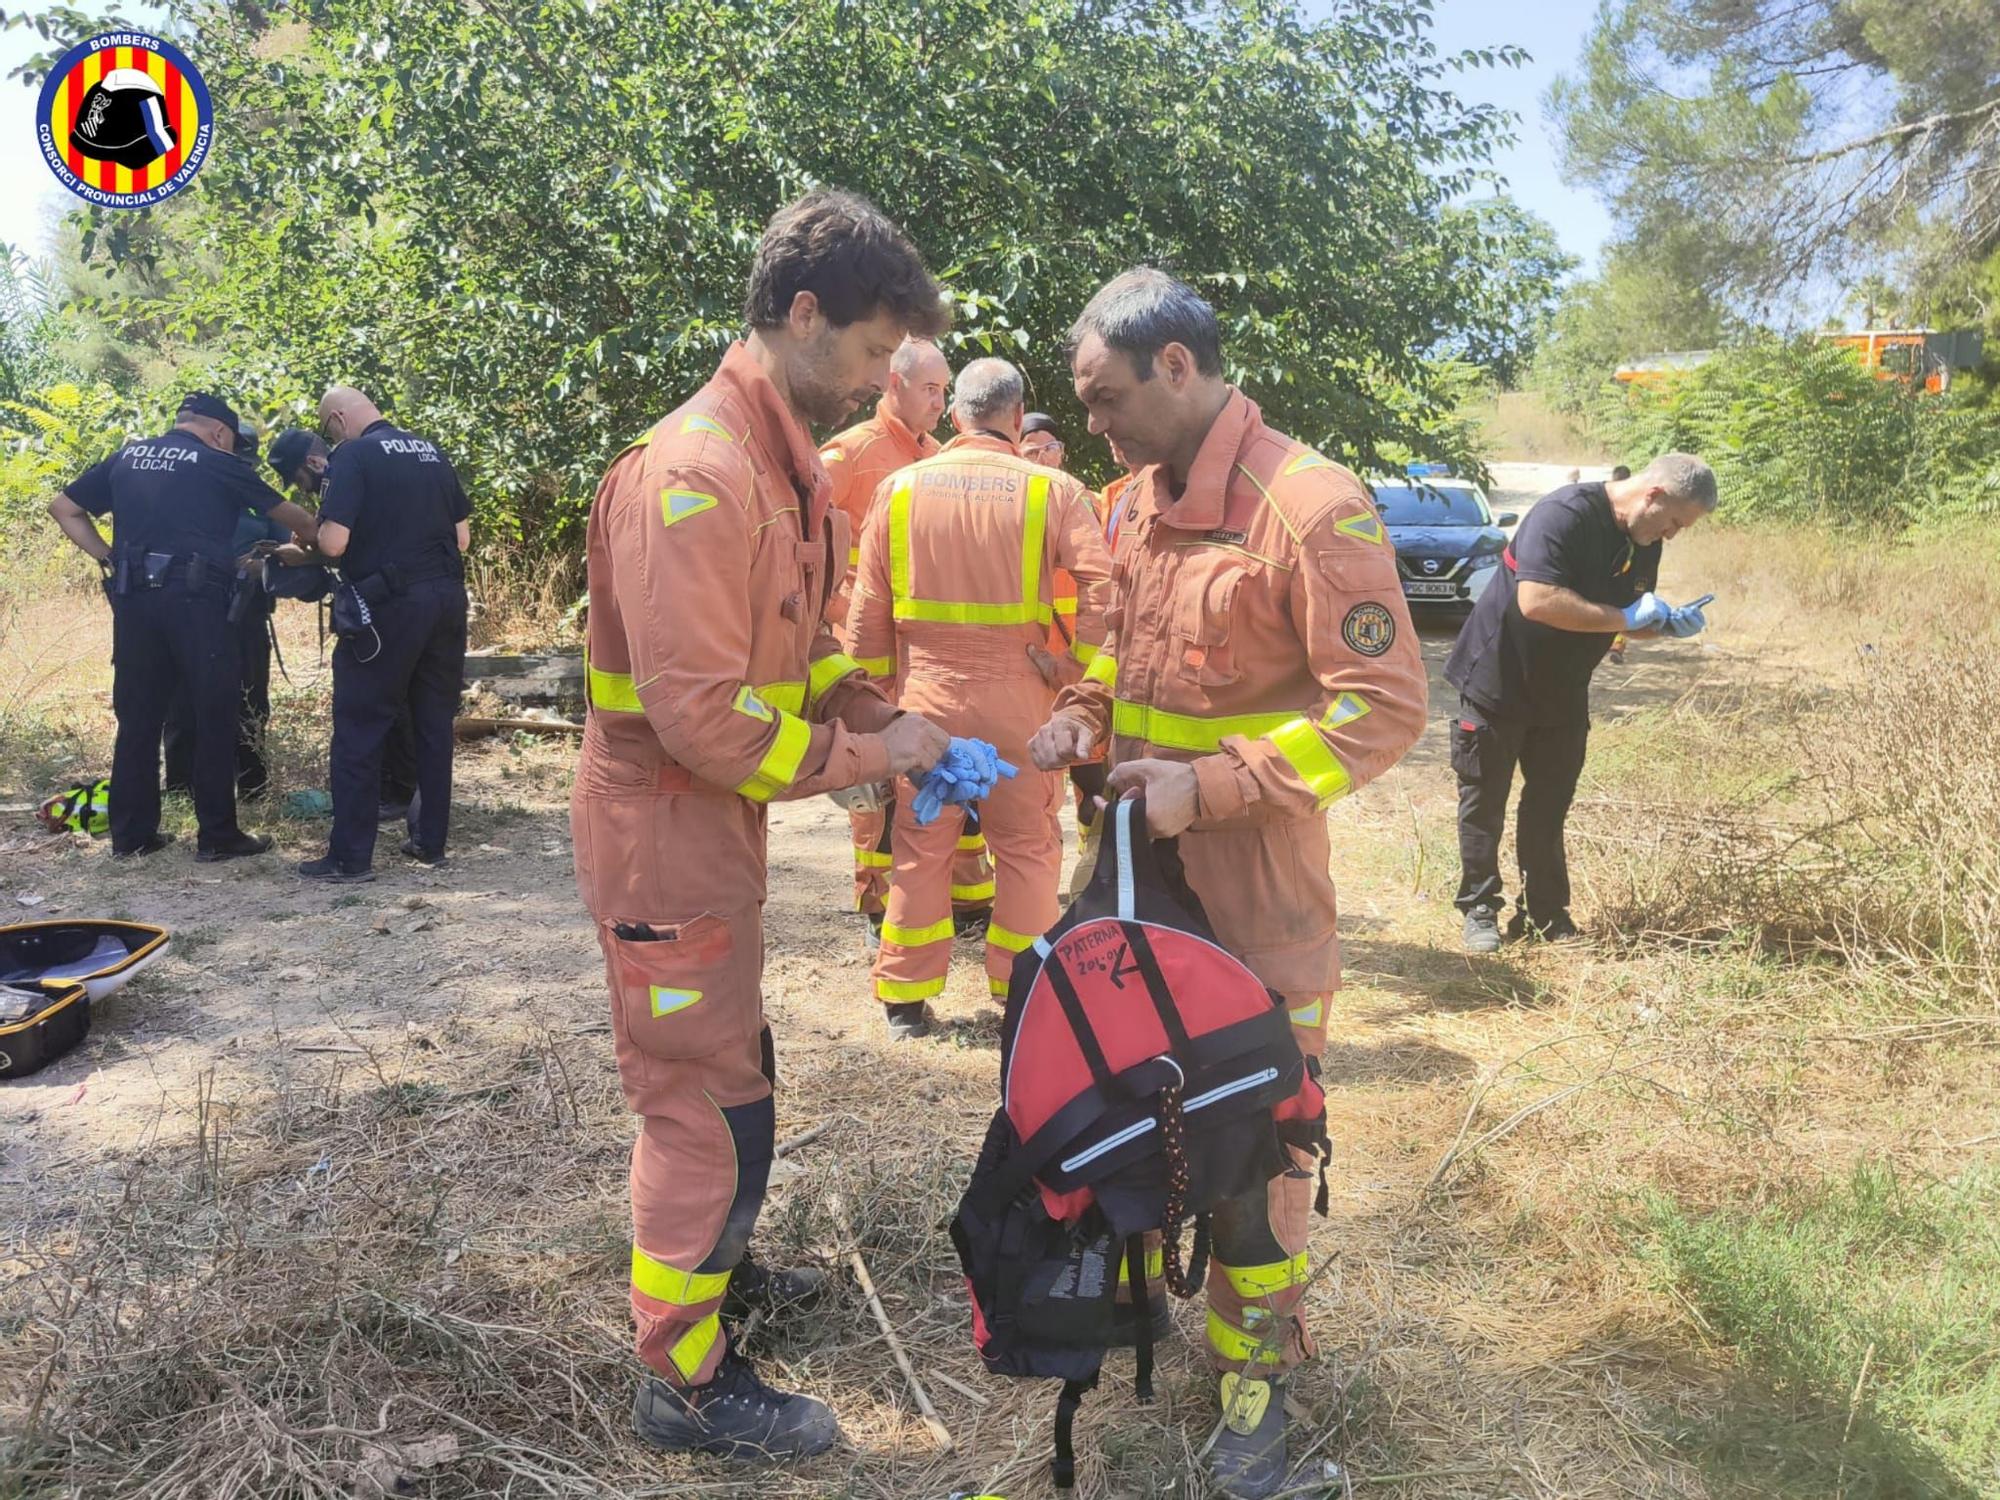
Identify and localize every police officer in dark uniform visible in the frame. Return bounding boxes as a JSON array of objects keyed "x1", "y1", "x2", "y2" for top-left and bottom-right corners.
[
  {"x1": 163, "y1": 420, "x2": 293, "y2": 801},
  {"x1": 48, "y1": 392, "x2": 318, "y2": 860},
  {"x1": 298, "y1": 385, "x2": 470, "y2": 882}
]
